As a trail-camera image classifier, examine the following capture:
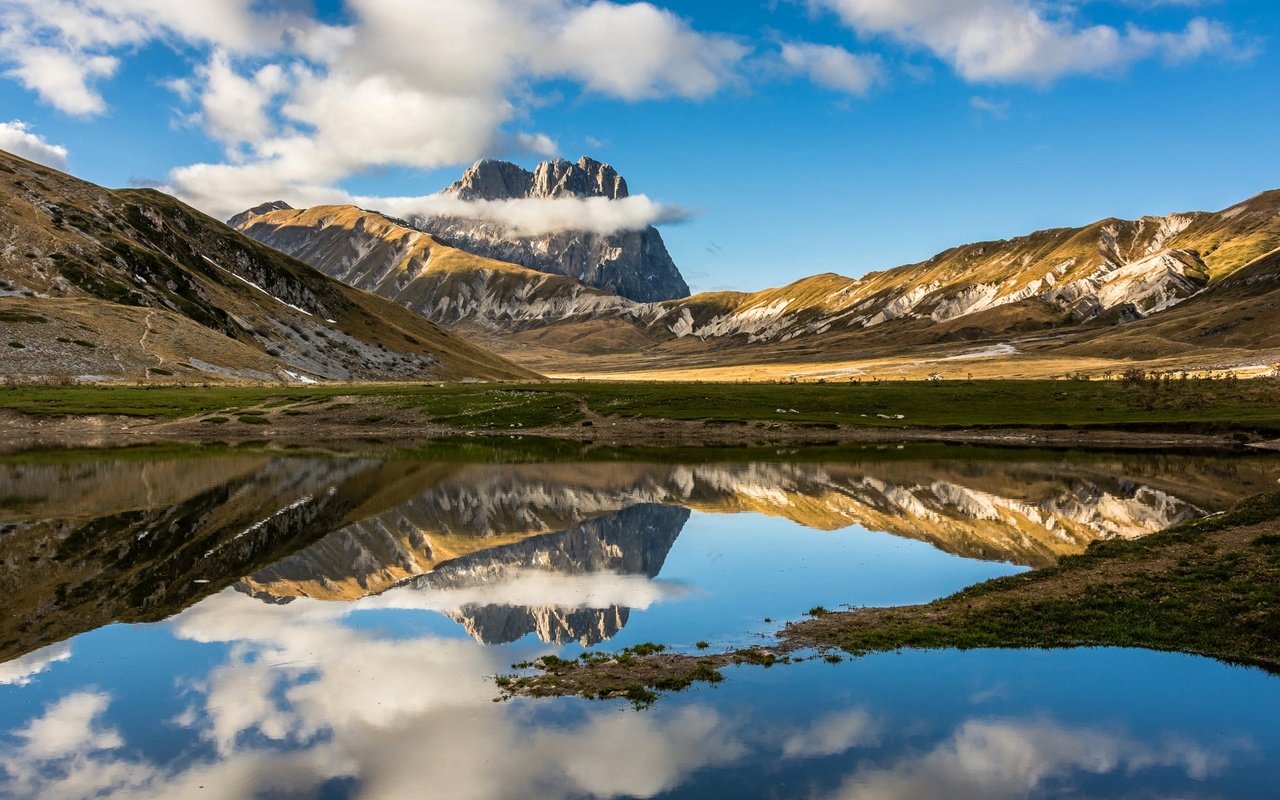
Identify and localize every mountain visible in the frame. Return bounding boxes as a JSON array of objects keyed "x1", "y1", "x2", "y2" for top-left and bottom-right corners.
[
  {"x1": 648, "y1": 191, "x2": 1280, "y2": 344},
  {"x1": 235, "y1": 156, "x2": 690, "y2": 304},
  {"x1": 226, "y1": 204, "x2": 640, "y2": 336},
  {"x1": 0, "y1": 455, "x2": 440, "y2": 662},
  {"x1": 0, "y1": 149, "x2": 538, "y2": 383},
  {"x1": 233, "y1": 186, "x2": 1280, "y2": 377}
]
